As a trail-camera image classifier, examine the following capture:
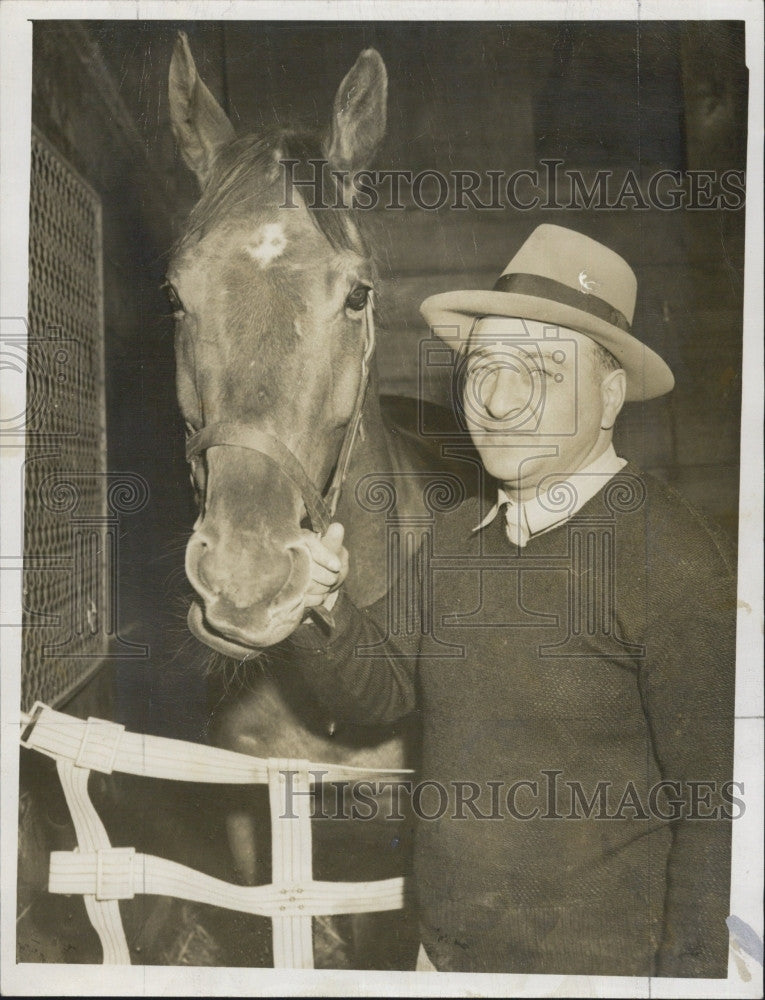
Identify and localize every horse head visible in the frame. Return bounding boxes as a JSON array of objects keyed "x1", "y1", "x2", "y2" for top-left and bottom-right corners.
[{"x1": 167, "y1": 34, "x2": 387, "y2": 654}]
